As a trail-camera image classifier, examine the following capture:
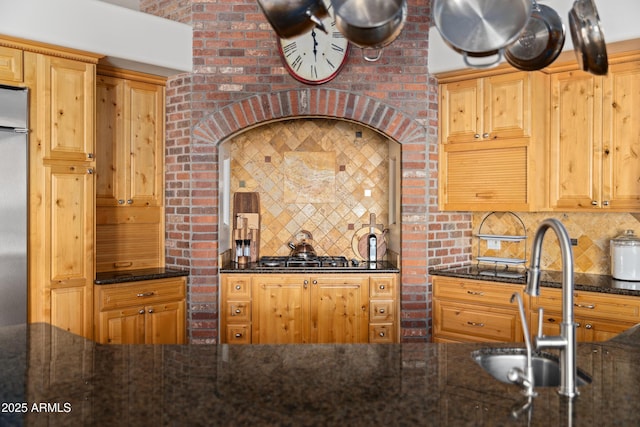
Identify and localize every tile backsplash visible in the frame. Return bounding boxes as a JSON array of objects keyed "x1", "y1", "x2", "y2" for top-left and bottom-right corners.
[
  {"x1": 227, "y1": 118, "x2": 392, "y2": 258},
  {"x1": 472, "y1": 212, "x2": 640, "y2": 275}
]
